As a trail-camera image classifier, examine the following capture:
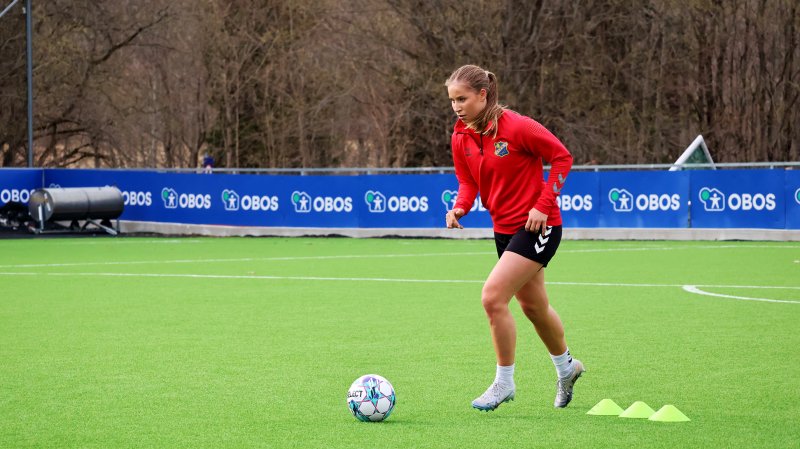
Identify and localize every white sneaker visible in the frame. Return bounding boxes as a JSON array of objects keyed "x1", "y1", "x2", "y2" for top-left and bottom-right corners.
[
  {"x1": 554, "y1": 359, "x2": 585, "y2": 408},
  {"x1": 471, "y1": 382, "x2": 515, "y2": 411}
]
